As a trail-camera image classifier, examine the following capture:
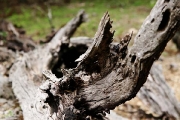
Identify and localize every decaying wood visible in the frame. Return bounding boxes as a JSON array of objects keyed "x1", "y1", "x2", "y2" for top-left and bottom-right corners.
[
  {"x1": 0, "y1": 47, "x2": 16, "y2": 75},
  {"x1": 7, "y1": 10, "x2": 86, "y2": 120},
  {"x1": 70, "y1": 37, "x2": 93, "y2": 46},
  {"x1": 1, "y1": 0, "x2": 180, "y2": 120},
  {"x1": 0, "y1": 19, "x2": 20, "y2": 39},
  {"x1": 137, "y1": 63, "x2": 180, "y2": 119},
  {"x1": 115, "y1": 63, "x2": 180, "y2": 119},
  {"x1": 172, "y1": 30, "x2": 180, "y2": 50},
  {"x1": 0, "y1": 75, "x2": 15, "y2": 99},
  {"x1": 0, "y1": 19, "x2": 36, "y2": 52},
  {"x1": 38, "y1": 0, "x2": 180, "y2": 120}
]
